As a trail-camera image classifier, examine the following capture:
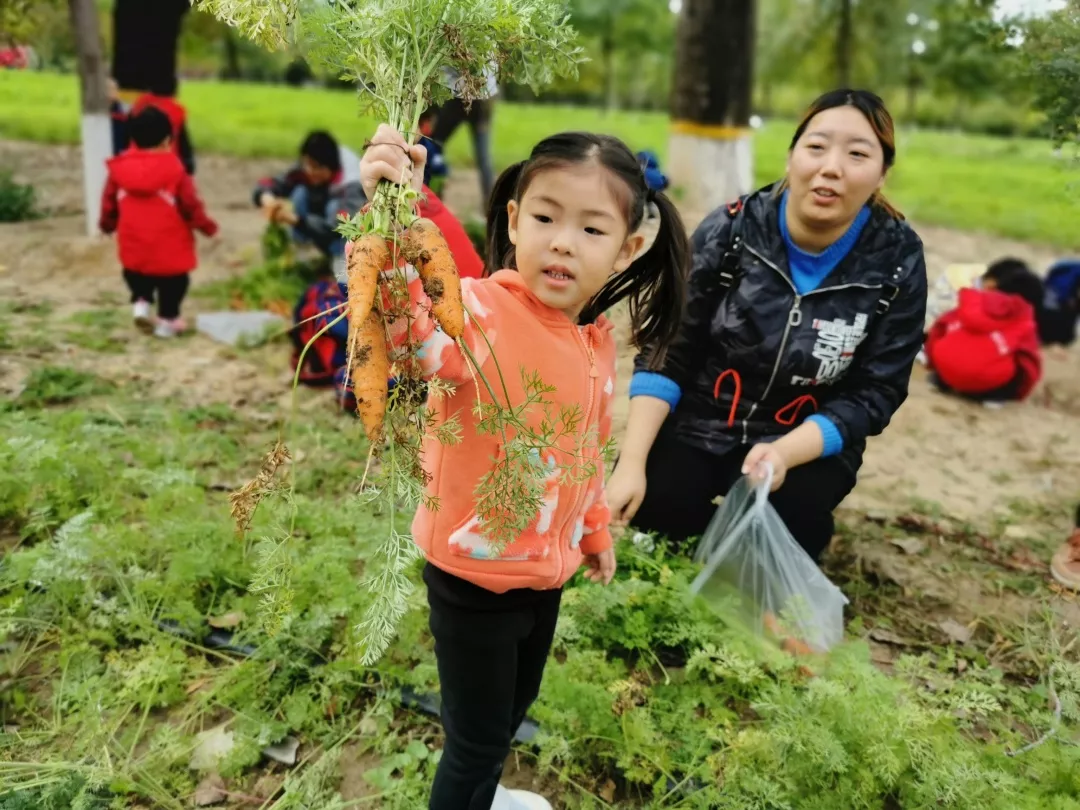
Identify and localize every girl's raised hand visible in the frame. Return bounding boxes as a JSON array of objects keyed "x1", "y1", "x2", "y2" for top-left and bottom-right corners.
[{"x1": 360, "y1": 123, "x2": 427, "y2": 201}]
